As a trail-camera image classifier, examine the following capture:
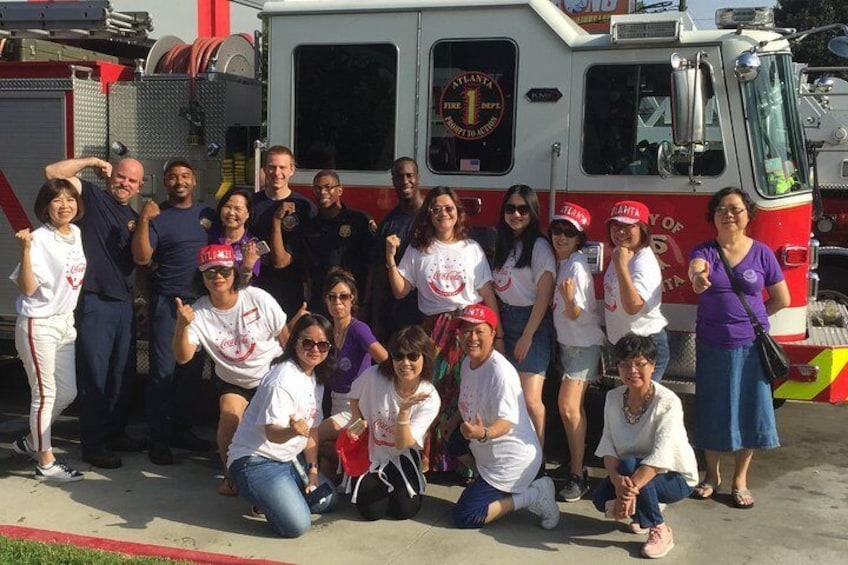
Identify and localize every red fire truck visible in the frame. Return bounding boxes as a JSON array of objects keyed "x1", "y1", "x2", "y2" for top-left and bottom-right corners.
[{"x1": 261, "y1": 0, "x2": 848, "y2": 403}]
